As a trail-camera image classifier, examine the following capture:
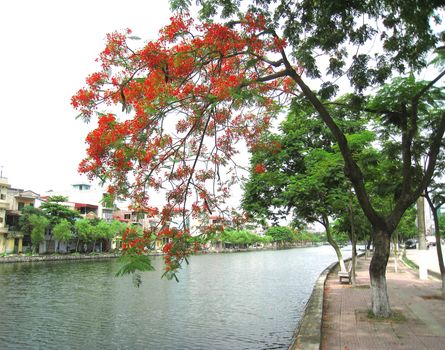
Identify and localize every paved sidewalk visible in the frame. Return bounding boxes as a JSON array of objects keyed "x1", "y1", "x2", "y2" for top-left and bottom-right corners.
[{"x1": 321, "y1": 255, "x2": 445, "y2": 350}]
